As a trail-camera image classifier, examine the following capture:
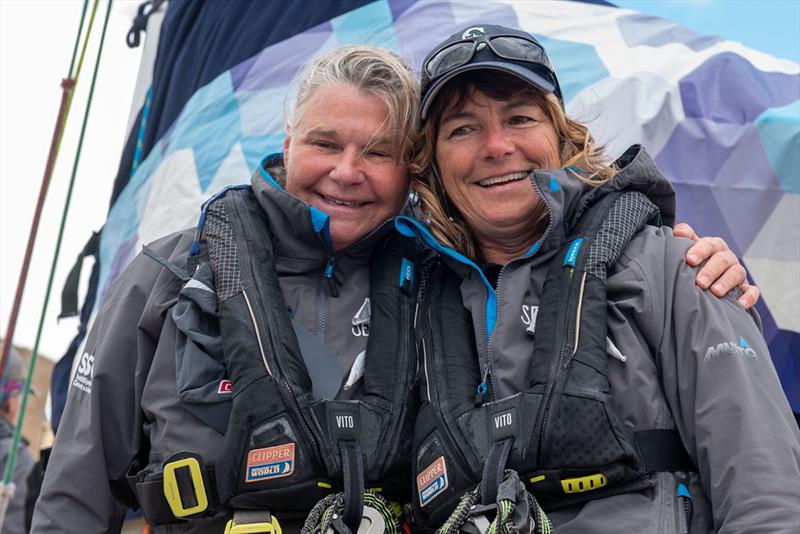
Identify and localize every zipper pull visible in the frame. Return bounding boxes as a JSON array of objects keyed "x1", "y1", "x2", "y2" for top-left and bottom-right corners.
[
  {"x1": 324, "y1": 259, "x2": 339, "y2": 297},
  {"x1": 474, "y1": 364, "x2": 490, "y2": 405}
]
